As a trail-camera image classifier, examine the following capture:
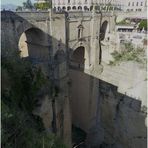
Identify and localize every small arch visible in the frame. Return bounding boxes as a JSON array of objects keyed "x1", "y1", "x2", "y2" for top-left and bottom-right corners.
[
  {"x1": 72, "y1": 6, "x2": 76, "y2": 10},
  {"x1": 62, "y1": 6, "x2": 66, "y2": 10},
  {"x1": 90, "y1": 6, "x2": 93, "y2": 11},
  {"x1": 100, "y1": 21, "x2": 108, "y2": 41},
  {"x1": 78, "y1": 6, "x2": 82, "y2": 10},
  {"x1": 84, "y1": 6, "x2": 88, "y2": 11},
  {"x1": 67, "y1": 6, "x2": 71, "y2": 11},
  {"x1": 58, "y1": 7, "x2": 61, "y2": 11}
]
